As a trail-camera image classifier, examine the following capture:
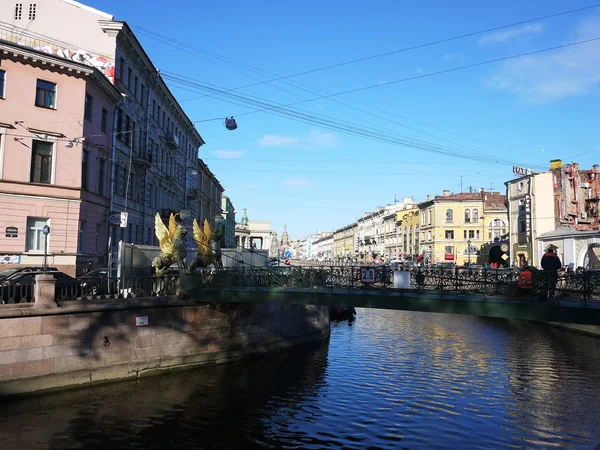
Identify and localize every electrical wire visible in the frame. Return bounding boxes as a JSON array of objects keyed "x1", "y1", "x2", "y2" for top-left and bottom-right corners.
[{"x1": 133, "y1": 3, "x2": 600, "y2": 94}]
